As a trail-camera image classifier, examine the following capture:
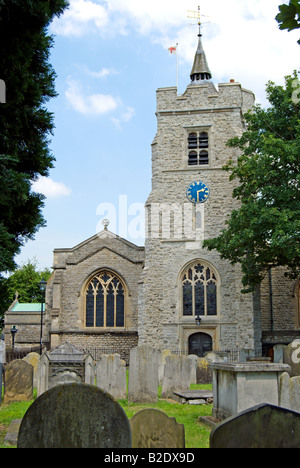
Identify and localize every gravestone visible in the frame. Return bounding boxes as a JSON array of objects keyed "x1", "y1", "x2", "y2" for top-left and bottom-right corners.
[
  {"x1": 161, "y1": 354, "x2": 191, "y2": 399},
  {"x1": 279, "y1": 371, "x2": 300, "y2": 413},
  {"x1": 188, "y1": 354, "x2": 199, "y2": 384},
  {"x1": 283, "y1": 341, "x2": 300, "y2": 377},
  {"x1": 17, "y1": 383, "x2": 132, "y2": 448},
  {"x1": 23, "y1": 352, "x2": 40, "y2": 388},
  {"x1": 130, "y1": 409, "x2": 185, "y2": 448},
  {"x1": 196, "y1": 358, "x2": 212, "y2": 384},
  {"x1": 158, "y1": 349, "x2": 172, "y2": 386},
  {"x1": 4, "y1": 360, "x2": 33, "y2": 403},
  {"x1": 128, "y1": 345, "x2": 161, "y2": 403},
  {"x1": 37, "y1": 342, "x2": 95, "y2": 396},
  {"x1": 96, "y1": 354, "x2": 127, "y2": 400},
  {"x1": 210, "y1": 404, "x2": 300, "y2": 448}
]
